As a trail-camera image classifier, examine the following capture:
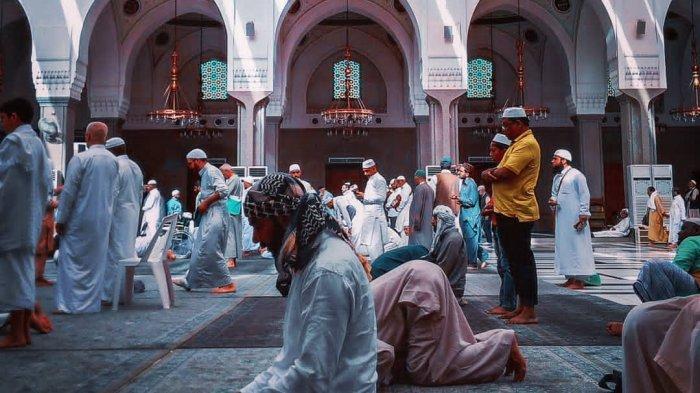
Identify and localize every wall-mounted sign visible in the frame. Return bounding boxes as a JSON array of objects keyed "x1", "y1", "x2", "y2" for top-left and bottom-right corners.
[
  {"x1": 552, "y1": 0, "x2": 571, "y2": 13},
  {"x1": 622, "y1": 56, "x2": 661, "y2": 89}
]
